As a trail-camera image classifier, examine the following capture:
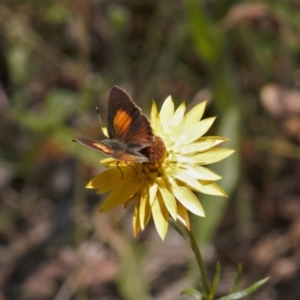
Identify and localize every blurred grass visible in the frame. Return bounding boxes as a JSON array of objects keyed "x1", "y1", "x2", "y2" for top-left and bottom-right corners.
[
  {"x1": 1, "y1": 0, "x2": 300, "y2": 299},
  {"x1": 183, "y1": 0, "x2": 240, "y2": 242}
]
